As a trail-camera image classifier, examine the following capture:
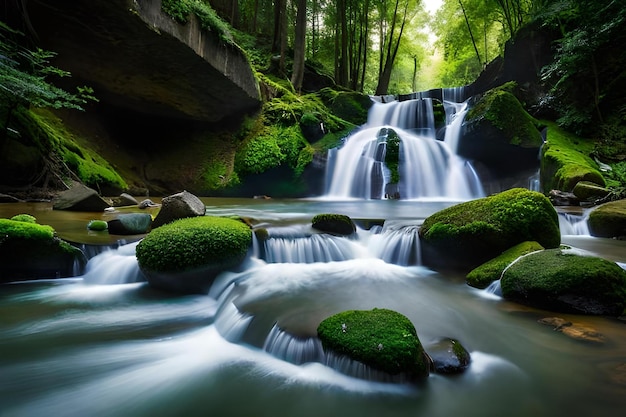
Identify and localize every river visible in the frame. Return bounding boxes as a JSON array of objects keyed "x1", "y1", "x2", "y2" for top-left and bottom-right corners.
[{"x1": 1, "y1": 197, "x2": 625, "y2": 417}]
